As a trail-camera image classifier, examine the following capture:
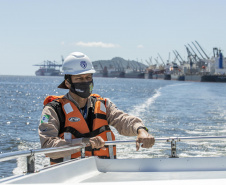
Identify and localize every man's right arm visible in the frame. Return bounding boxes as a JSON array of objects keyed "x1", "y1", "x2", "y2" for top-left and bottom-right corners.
[
  {"x1": 38, "y1": 106, "x2": 105, "y2": 159},
  {"x1": 38, "y1": 106, "x2": 82, "y2": 159}
]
